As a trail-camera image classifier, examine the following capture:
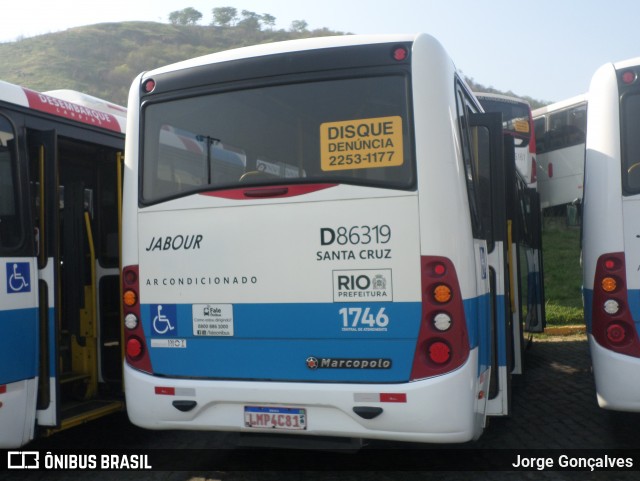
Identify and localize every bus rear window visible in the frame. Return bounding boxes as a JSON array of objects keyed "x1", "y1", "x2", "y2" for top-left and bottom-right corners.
[
  {"x1": 141, "y1": 75, "x2": 413, "y2": 203},
  {"x1": 479, "y1": 98, "x2": 531, "y2": 144},
  {"x1": 623, "y1": 92, "x2": 640, "y2": 195}
]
